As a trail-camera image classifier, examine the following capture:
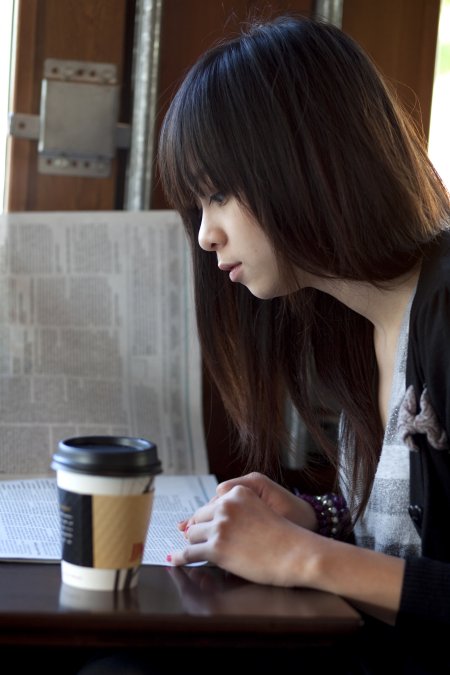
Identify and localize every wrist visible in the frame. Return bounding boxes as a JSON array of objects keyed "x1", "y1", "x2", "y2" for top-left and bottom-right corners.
[{"x1": 296, "y1": 492, "x2": 351, "y2": 539}]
